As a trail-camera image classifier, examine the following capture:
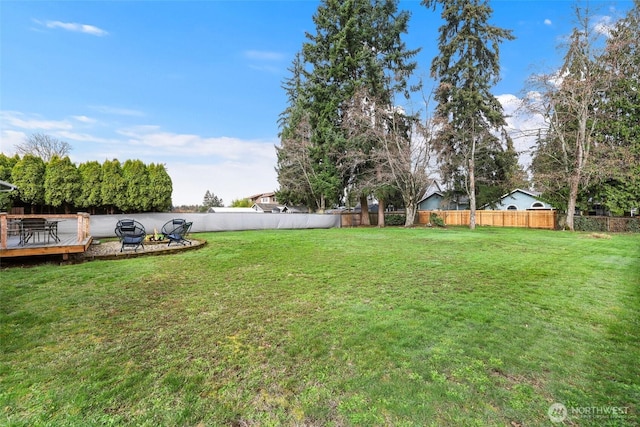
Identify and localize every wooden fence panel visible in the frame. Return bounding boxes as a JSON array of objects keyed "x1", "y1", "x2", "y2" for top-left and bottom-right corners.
[
  {"x1": 419, "y1": 210, "x2": 556, "y2": 229},
  {"x1": 343, "y1": 210, "x2": 556, "y2": 229}
]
